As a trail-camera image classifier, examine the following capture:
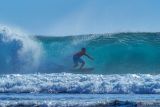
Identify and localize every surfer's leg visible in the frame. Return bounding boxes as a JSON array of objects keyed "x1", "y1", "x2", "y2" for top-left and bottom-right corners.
[
  {"x1": 73, "y1": 56, "x2": 79, "y2": 68},
  {"x1": 79, "y1": 59, "x2": 85, "y2": 69}
]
